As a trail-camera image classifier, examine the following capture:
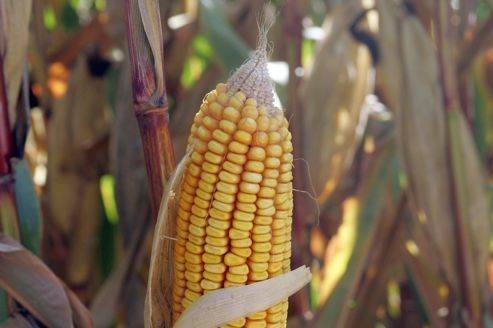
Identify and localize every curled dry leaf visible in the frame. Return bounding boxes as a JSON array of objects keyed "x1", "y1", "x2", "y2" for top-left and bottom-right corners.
[
  {"x1": 301, "y1": 1, "x2": 373, "y2": 202},
  {"x1": 0, "y1": 235, "x2": 73, "y2": 328}
]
